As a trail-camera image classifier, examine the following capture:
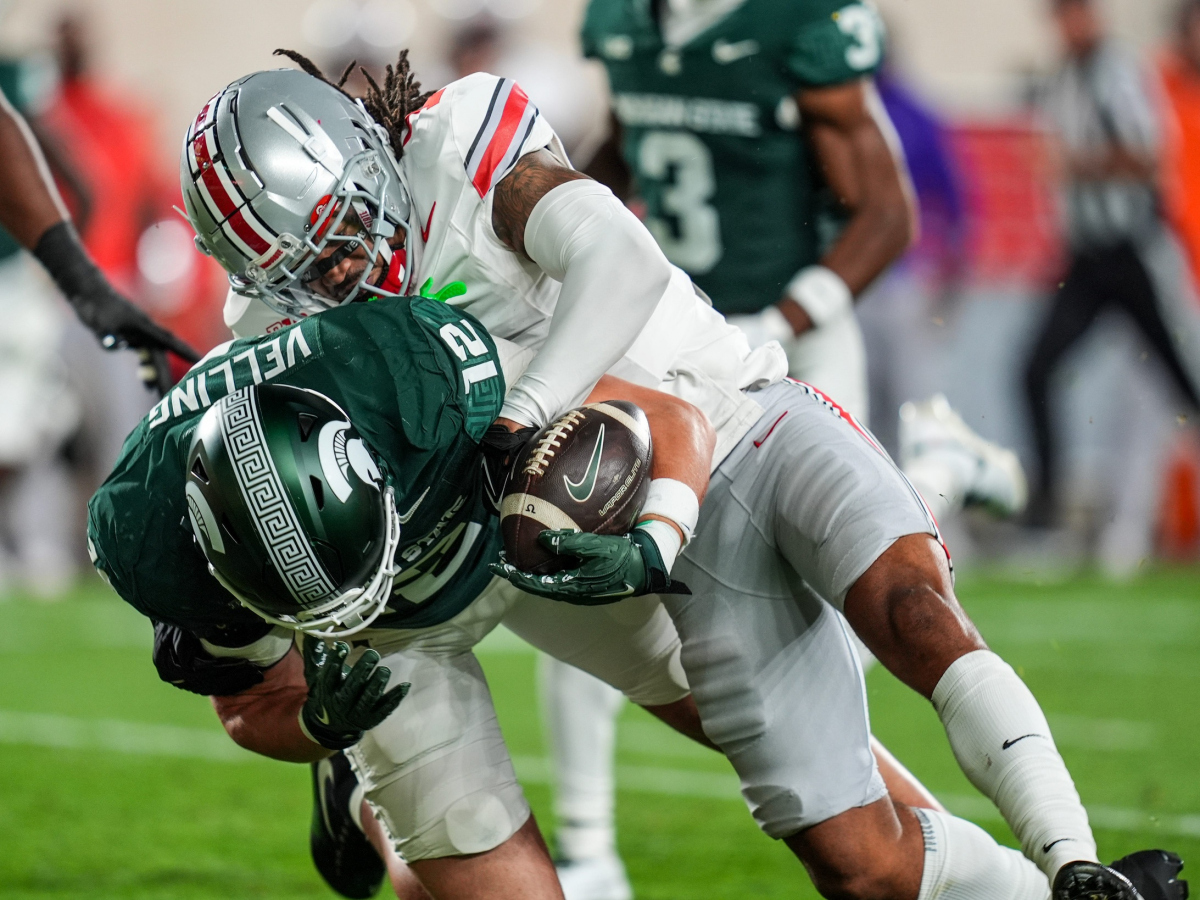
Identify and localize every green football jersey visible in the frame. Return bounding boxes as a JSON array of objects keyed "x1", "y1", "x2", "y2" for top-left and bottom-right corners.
[
  {"x1": 87, "y1": 297, "x2": 506, "y2": 646},
  {"x1": 582, "y1": 0, "x2": 885, "y2": 314}
]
